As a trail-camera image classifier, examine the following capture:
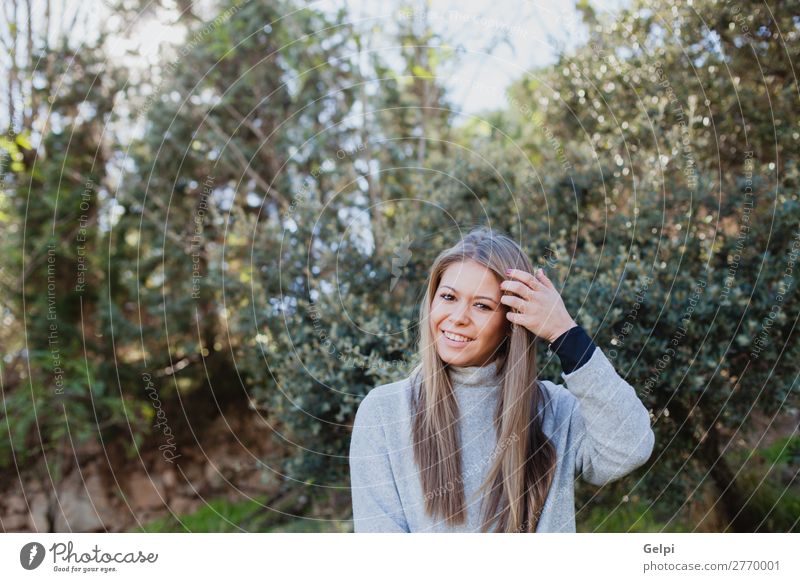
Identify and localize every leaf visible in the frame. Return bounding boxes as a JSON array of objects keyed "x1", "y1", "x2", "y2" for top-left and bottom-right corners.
[
  {"x1": 411, "y1": 65, "x2": 433, "y2": 79},
  {"x1": 15, "y1": 133, "x2": 33, "y2": 150}
]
